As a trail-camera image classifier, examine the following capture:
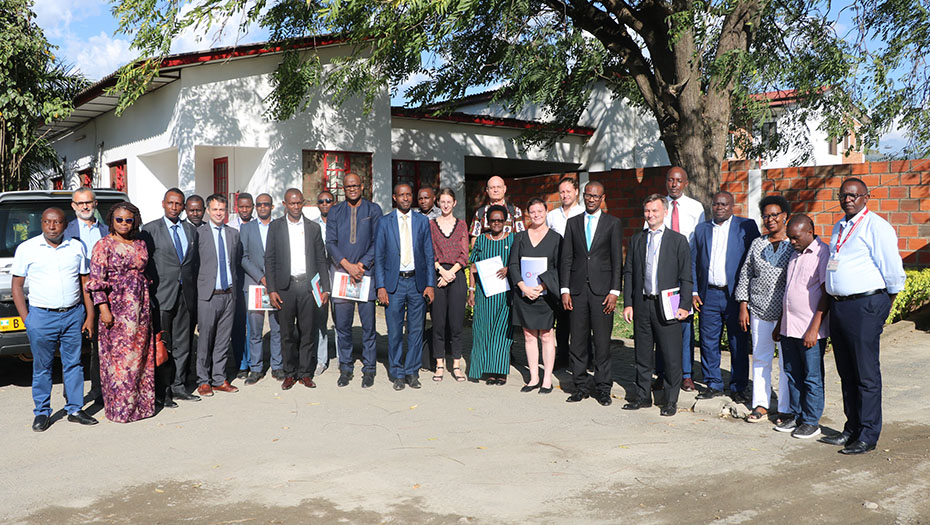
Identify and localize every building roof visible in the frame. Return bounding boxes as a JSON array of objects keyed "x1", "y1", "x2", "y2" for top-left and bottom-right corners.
[
  {"x1": 390, "y1": 107, "x2": 595, "y2": 136},
  {"x1": 40, "y1": 35, "x2": 345, "y2": 139}
]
